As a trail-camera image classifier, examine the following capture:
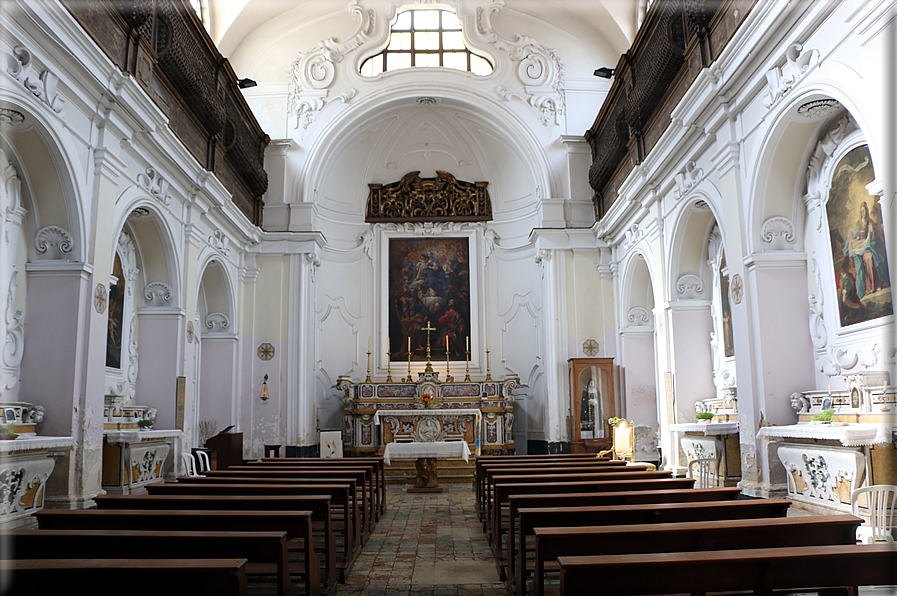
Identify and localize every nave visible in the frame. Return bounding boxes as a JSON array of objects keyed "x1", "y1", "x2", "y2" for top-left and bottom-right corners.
[{"x1": 337, "y1": 485, "x2": 503, "y2": 595}]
